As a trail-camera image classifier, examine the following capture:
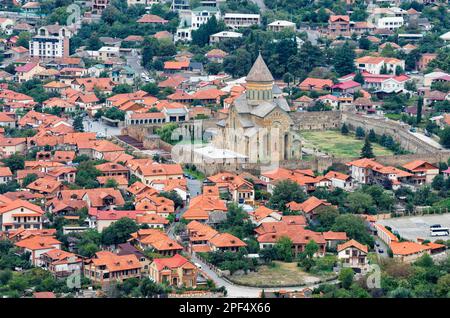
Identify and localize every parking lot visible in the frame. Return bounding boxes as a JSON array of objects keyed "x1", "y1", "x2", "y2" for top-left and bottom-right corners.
[{"x1": 378, "y1": 214, "x2": 450, "y2": 242}]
